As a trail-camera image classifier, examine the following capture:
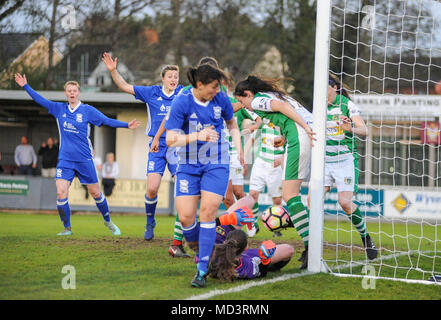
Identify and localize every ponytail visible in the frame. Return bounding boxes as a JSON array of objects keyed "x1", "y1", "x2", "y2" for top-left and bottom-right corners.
[{"x1": 208, "y1": 229, "x2": 248, "y2": 282}]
